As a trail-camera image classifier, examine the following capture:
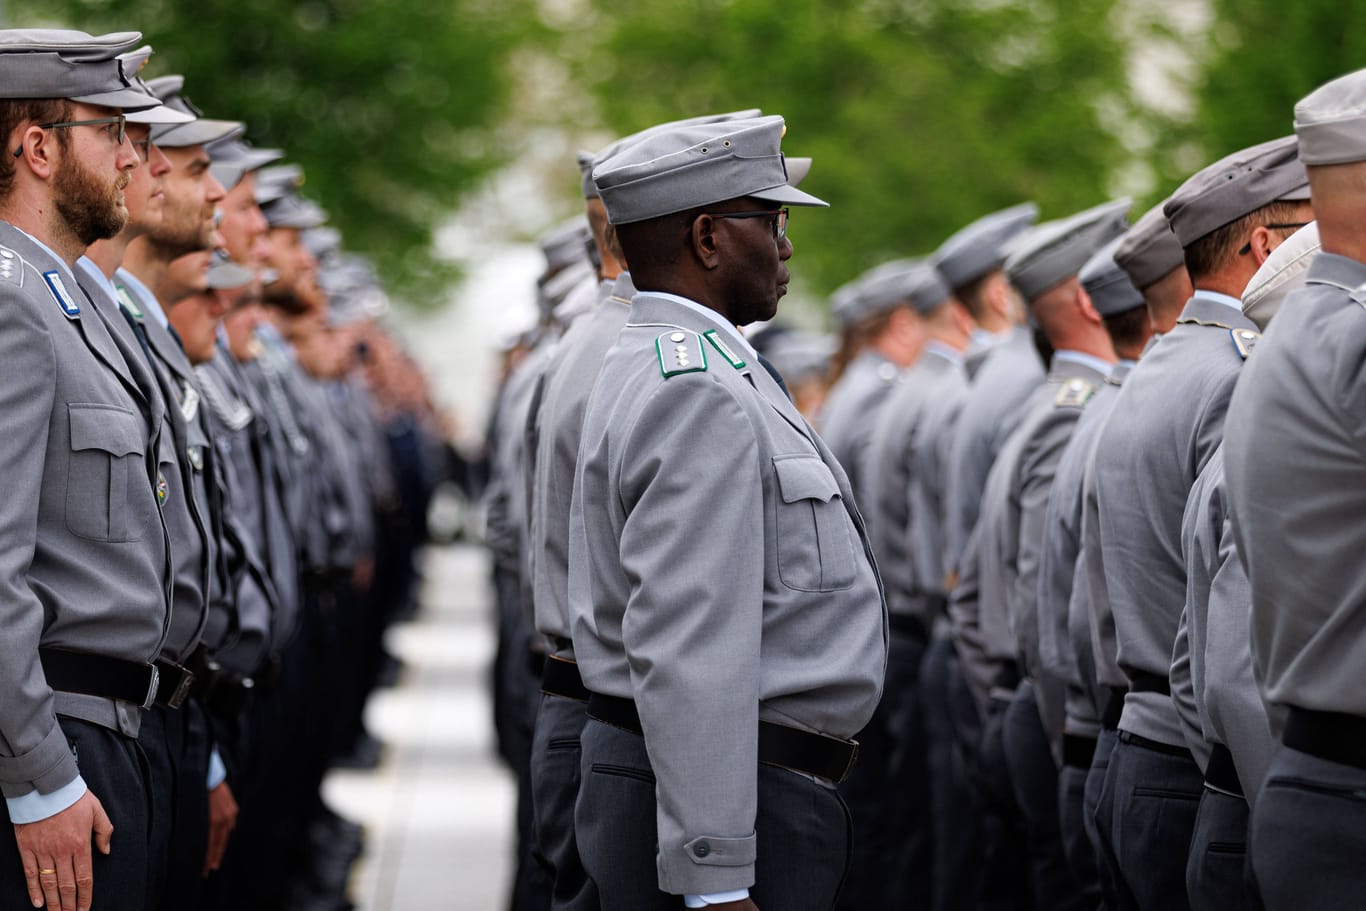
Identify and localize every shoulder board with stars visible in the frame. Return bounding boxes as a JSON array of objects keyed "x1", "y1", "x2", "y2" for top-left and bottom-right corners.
[
  {"x1": 703, "y1": 329, "x2": 746, "y2": 369},
  {"x1": 1230, "y1": 328, "x2": 1260, "y2": 360},
  {"x1": 0, "y1": 246, "x2": 22, "y2": 286},
  {"x1": 1055, "y1": 376, "x2": 1097, "y2": 409},
  {"x1": 656, "y1": 330, "x2": 708, "y2": 378}
]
